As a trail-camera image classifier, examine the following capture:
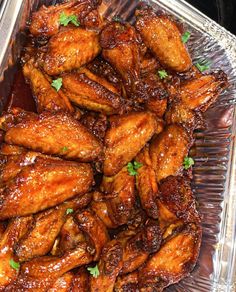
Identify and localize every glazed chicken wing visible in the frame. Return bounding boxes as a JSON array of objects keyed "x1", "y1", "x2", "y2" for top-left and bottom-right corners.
[
  {"x1": 8, "y1": 243, "x2": 93, "y2": 292},
  {"x1": 30, "y1": 0, "x2": 102, "y2": 37},
  {"x1": 0, "y1": 216, "x2": 33, "y2": 290},
  {"x1": 135, "y1": 6, "x2": 192, "y2": 72},
  {"x1": 138, "y1": 224, "x2": 202, "y2": 291},
  {"x1": 100, "y1": 22, "x2": 141, "y2": 96},
  {"x1": 101, "y1": 166, "x2": 136, "y2": 226},
  {"x1": 114, "y1": 272, "x2": 139, "y2": 292},
  {"x1": 0, "y1": 157, "x2": 93, "y2": 219},
  {"x1": 48, "y1": 272, "x2": 74, "y2": 292},
  {"x1": 4, "y1": 110, "x2": 103, "y2": 162},
  {"x1": 179, "y1": 71, "x2": 228, "y2": 112},
  {"x1": 103, "y1": 111, "x2": 162, "y2": 176},
  {"x1": 23, "y1": 59, "x2": 73, "y2": 113},
  {"x1": 43, "y1": 28, "x2": 101, "y2": 75},
  {"x1": 62, "y1": 70, "x2": 124, "y2": 115},
  {"x1": 150, "y1": 124, "x2": 191, "y2": 182},
  {"x1": 71, "y1": 267, "x2": 89, "y2": 292},
  {"x1": 15, "y1": 193, "x2": 91, "y2": 261}
]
